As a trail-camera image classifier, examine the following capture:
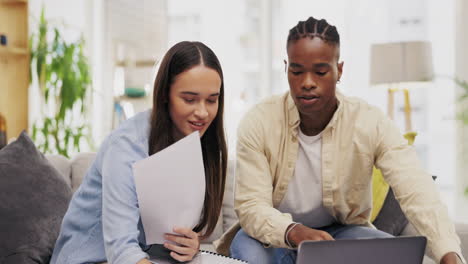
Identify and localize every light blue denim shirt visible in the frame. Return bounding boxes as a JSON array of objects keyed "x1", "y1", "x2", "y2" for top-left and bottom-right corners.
[{"x1": 51, "y1": 110, "x2": 152, "y2": 264}]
